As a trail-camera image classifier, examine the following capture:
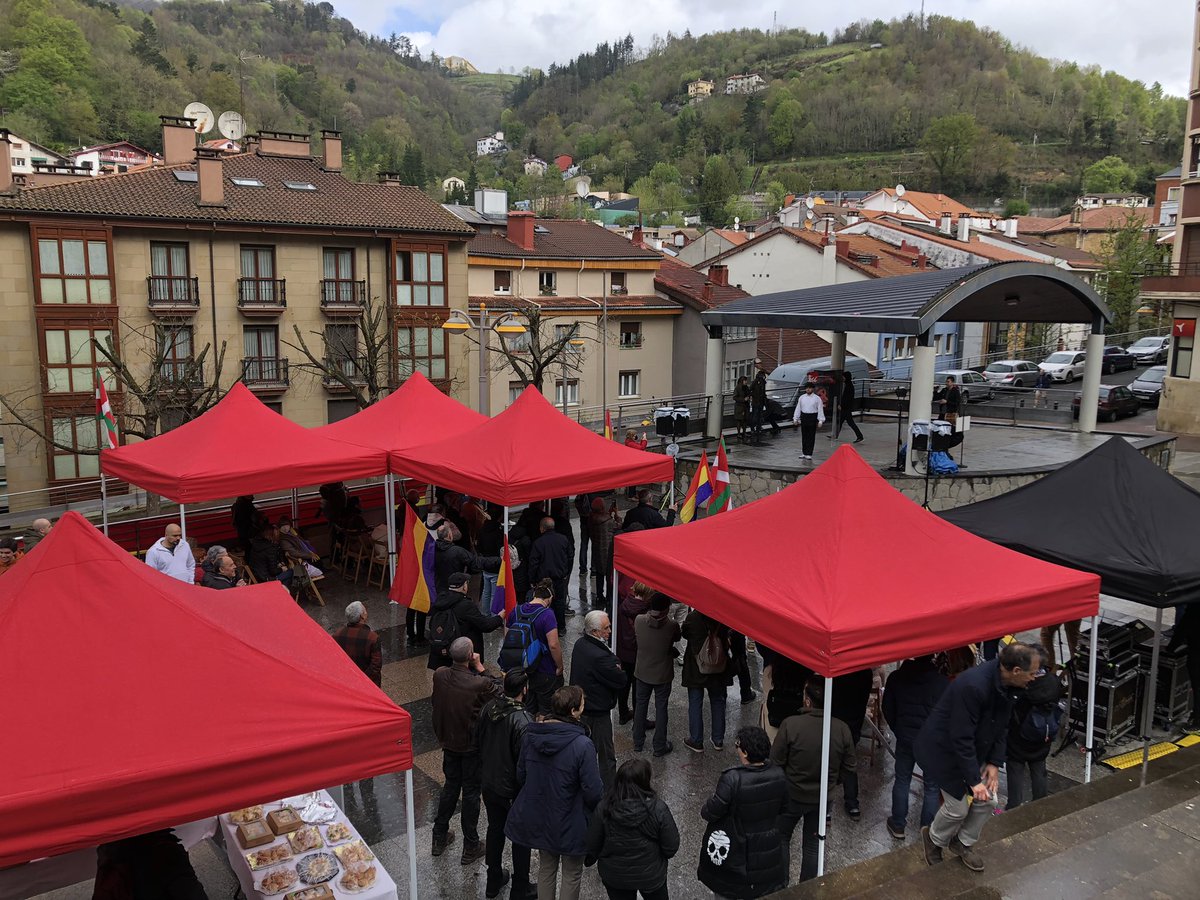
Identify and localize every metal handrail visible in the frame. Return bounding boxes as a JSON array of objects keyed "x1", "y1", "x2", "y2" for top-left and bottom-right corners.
[
  {"x1": 319, "y1": 279, "x2": 366, "y2": 306},
  {"x1": 240, "y1": 356, "x2": 290, "y2": 384},
  {"x1": 237, "y1": 278, "x2": 287, "y2": 307},
  {"x1": 146, "y1": 275, "x2": 200, "y2": 306}
]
